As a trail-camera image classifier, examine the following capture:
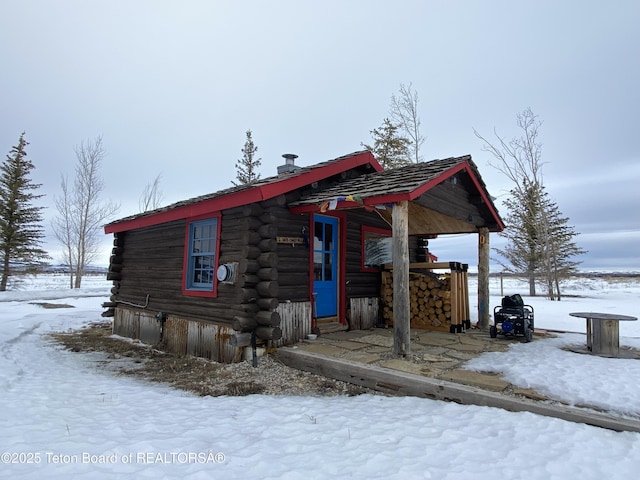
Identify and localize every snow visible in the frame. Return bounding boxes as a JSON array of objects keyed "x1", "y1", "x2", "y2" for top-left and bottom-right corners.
[{"x1": 1, "y1": 273, "x2": 639, "y2": 479}]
